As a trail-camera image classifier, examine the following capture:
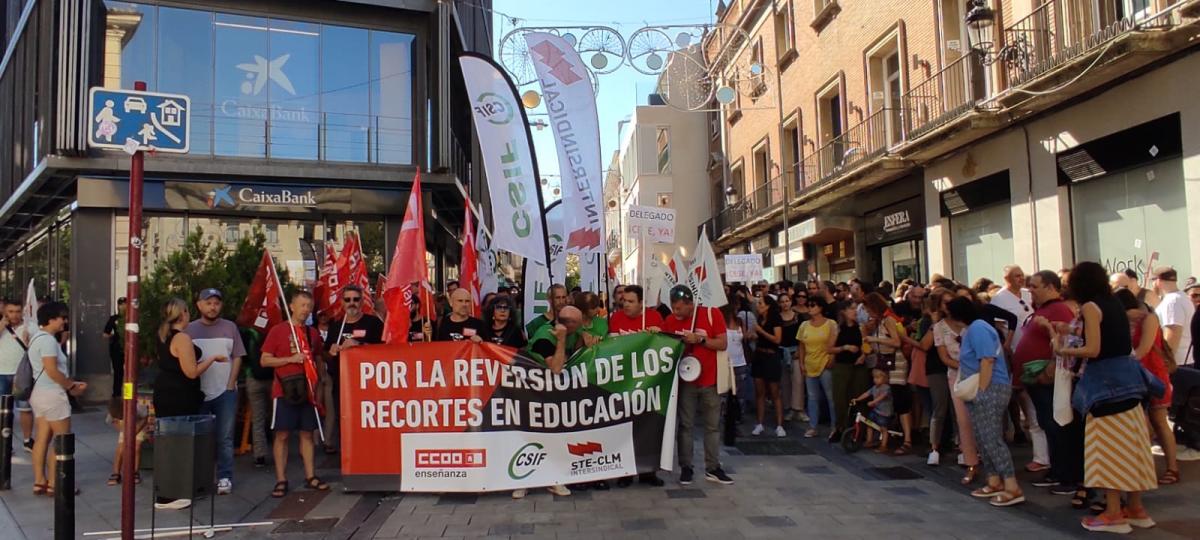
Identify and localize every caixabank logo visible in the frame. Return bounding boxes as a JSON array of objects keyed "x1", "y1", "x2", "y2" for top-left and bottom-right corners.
[{"x1": 566, "y1": 441, "x2": 622, "y2": 477}]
